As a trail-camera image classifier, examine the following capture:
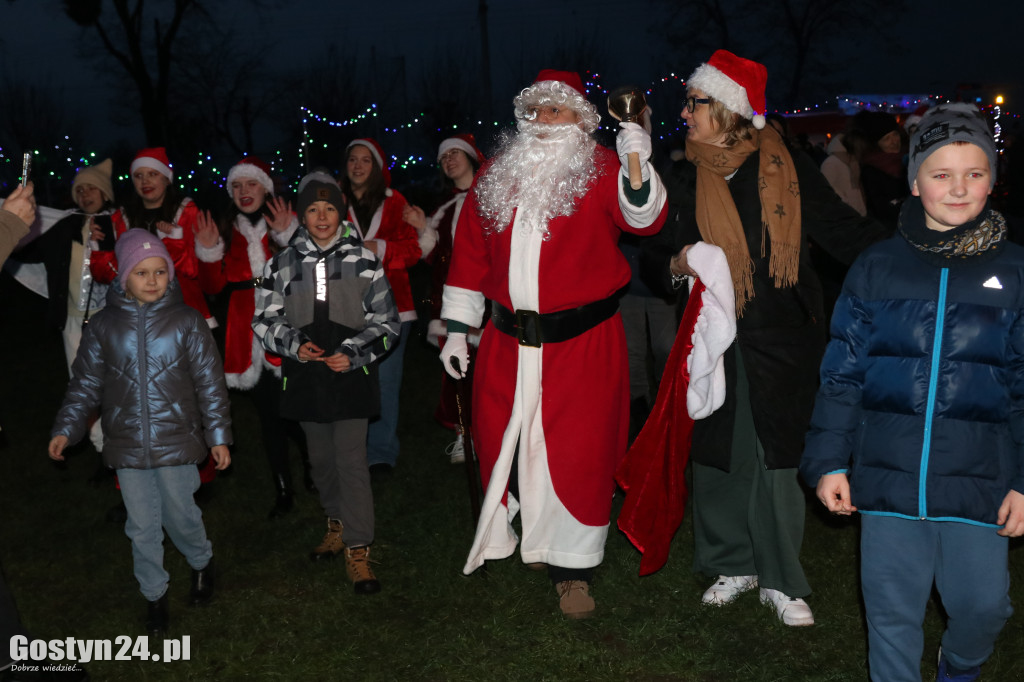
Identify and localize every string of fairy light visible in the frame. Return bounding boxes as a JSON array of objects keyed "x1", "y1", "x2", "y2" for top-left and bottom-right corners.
[{"x1": 2, "y1": 72, "x2": 1017, "y2": 198}]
